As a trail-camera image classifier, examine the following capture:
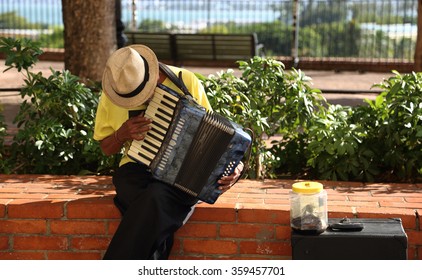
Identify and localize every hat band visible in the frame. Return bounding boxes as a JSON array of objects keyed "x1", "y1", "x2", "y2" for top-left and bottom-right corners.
[{"x1": 115, "y1": 56, "x2": 150, "y2": 99}]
